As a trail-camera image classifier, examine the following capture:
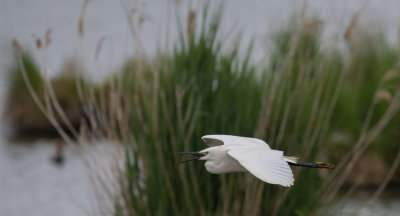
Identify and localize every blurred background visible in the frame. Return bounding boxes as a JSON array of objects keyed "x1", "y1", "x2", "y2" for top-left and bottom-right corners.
[{"x1": 1, "y1": 0, "x2": 400, "y2": 215}]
